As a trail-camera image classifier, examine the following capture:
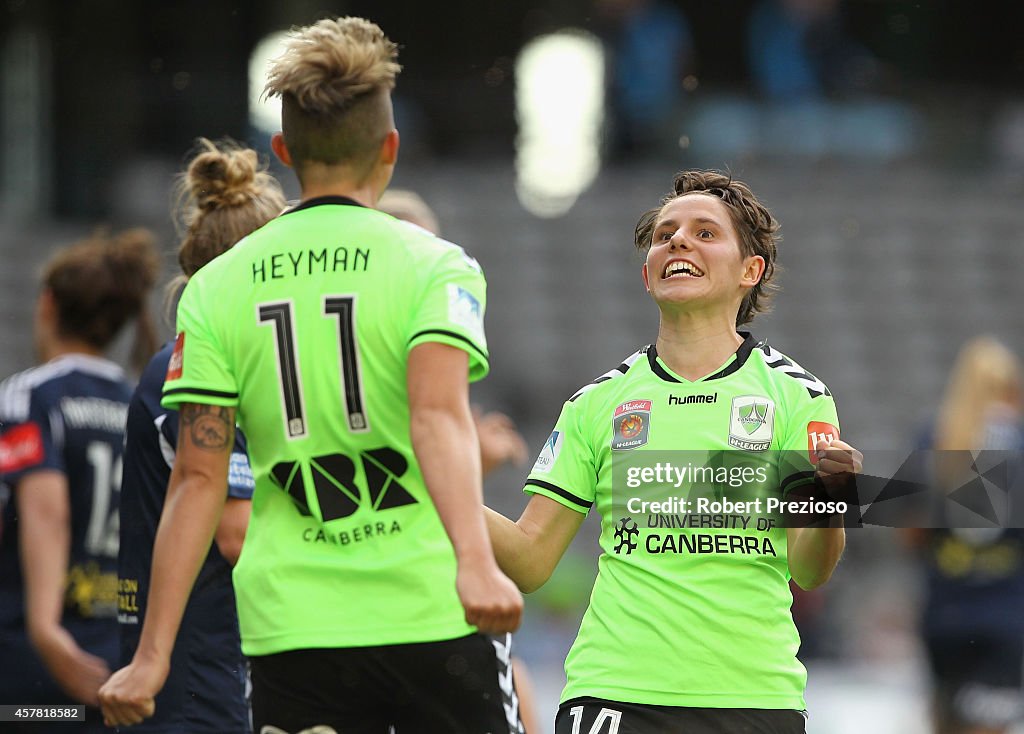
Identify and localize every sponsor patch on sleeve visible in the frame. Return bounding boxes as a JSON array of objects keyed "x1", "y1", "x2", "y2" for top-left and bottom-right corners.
[
  {"x1": 228, "y1": 451, "x2": 256, "y2": 493},
  {"x1": 807, "y1": 421, "x2": 840, "y2": 464},
  {"x1": 0, "y1": 422, "x2": 45, "y2": 473},
  {"x1": 166, "y1": 332, "x2": 185, "y2": 381},
  {"x1": 447, "y1": 284, "x2": 484, "y2": 342},
  {"x1": 532, "y1": 430, "x2": 563, "y2": 474}
]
